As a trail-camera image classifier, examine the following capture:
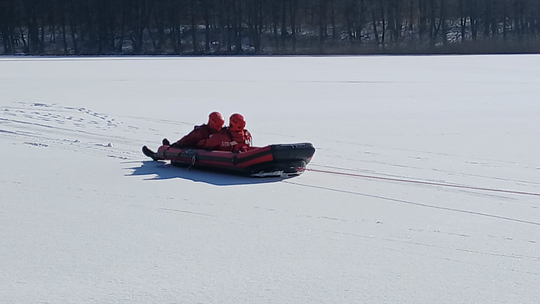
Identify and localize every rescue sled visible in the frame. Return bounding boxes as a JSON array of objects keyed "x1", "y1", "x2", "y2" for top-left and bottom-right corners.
[{"x1": 142, "y1": 143, "x2": 315, "y2": 177}]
